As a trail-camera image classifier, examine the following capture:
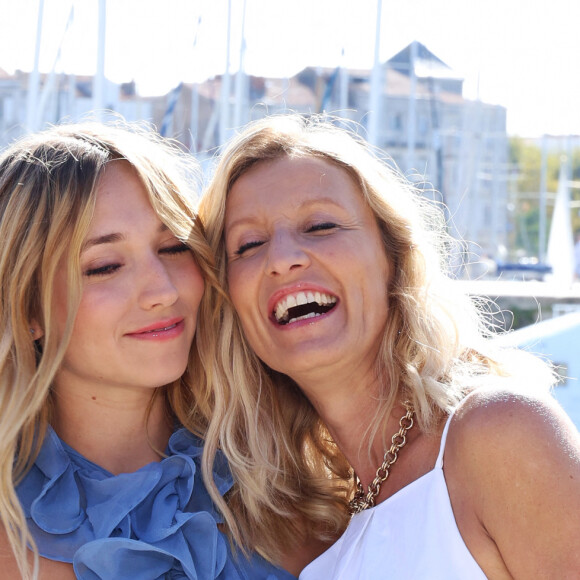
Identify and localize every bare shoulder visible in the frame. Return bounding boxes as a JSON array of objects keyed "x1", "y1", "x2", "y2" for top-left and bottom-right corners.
[
  {"x1": 445, "y1": 387, "x2": 580, "y2": 578},
  {"x1": 448, "y1": 387, "x2": 580, "y2": 469}
]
